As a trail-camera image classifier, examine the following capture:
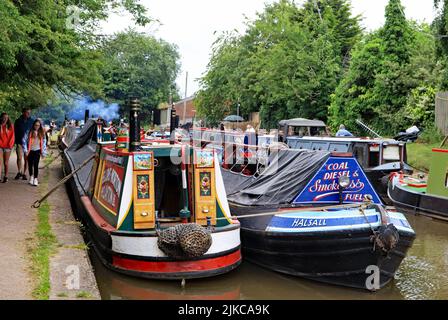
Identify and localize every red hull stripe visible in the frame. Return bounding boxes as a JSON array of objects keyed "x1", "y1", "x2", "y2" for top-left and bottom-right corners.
[
  {"x1": 113, "y1": 250, "x2": 241, "y2": 274},
  {"x1": 432, "y1": 148, "x2": 448, "y2": 154}
]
